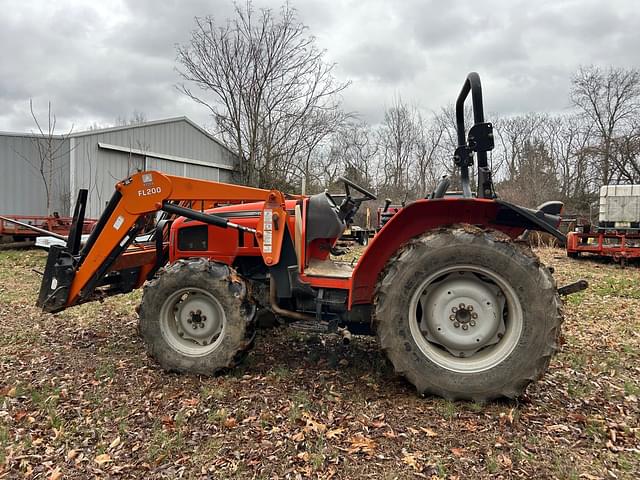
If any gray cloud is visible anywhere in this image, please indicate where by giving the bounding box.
[339,43,426,83]
[0,0,638,134]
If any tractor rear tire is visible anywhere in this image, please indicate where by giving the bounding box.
[374,226,562,401]
[138,258,255,375]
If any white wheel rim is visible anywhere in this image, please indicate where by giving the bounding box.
[408,265,523,374]
[159,287,226,357]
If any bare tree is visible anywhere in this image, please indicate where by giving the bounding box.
[177,1,349,188]
[611,123,640,182]
[498,139,560,208]
[283,108,349,193]
[16,100,75,215]
[413,112,445,197]
[540,114,598,213]
[494,113,547,181]
[377,97,420,198]
[430,104,473,191]
[332,121,378,187]
[115,110,148,127]
[571,65,640,184]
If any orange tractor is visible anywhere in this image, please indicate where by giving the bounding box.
[36,74,585,401]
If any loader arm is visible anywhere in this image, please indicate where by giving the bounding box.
[37,170,289,313]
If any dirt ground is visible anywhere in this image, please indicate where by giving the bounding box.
[0,248,638,479]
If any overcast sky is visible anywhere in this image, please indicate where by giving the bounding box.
[1,0,638,133]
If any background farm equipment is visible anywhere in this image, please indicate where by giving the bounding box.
[33,73,585,401]
[0,214,96,250]
[567,185,640,265]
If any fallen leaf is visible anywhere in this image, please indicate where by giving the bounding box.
[498,454,512,468]
[48,468,63,480]
[420,427,438,437]
[94,453,112,465]
[402,452,421,471]
[109,436,121,450]
[182,397,200,407]
[451,447,464,457]
[303,413,327,434]
[347,435,376,455]
[14,410,28,421]
[568,413,588,424]
[326,427,345,439]
[161,415,174,428]
[546,424,570,433]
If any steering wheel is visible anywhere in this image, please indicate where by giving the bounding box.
[328,177,377,224]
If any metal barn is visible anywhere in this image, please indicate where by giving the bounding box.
[0,117,237,218]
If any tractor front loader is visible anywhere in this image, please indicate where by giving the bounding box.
[36,73,586,401]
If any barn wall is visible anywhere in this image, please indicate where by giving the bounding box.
[0,134,70,216]
[1,119,237,219]
[70,119,236,218]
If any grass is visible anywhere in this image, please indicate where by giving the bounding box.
[287,391,311,422]
[207,407,229,426]
[623,380,640,396]
[94,361,116,380]
[434,399,457,421]
[146,420,185,463]
[591,276,640,299]
[0,425,8,465]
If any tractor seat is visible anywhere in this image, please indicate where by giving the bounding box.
[305,192,347,245]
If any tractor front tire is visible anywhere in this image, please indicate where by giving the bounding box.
[374,226,562,401]
[138,258,255,375]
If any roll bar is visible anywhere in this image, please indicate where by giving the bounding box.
[454,72,496,199]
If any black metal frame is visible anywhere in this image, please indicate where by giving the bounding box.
[66,189,88,255]
[455,72,496,199]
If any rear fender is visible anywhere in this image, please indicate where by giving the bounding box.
[349,198,564,306]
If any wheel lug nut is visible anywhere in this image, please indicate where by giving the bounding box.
[468,305,473,312]
[470,320,476,327]
[471,313,478,319]
[192,324,198,329]
[453,321,460,328]
[202,316,207,321]
[452,307,458,313]
[462,324,469,330]
[189,310,195,316]
[196,309,202,315]
[449,315,455,321]
[187,318,193,323]
[459,303,465,309]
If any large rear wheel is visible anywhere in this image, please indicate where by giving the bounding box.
[374,226,562,401]
[139,259,255,375]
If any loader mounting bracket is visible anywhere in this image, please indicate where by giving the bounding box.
[36,245,76,313]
